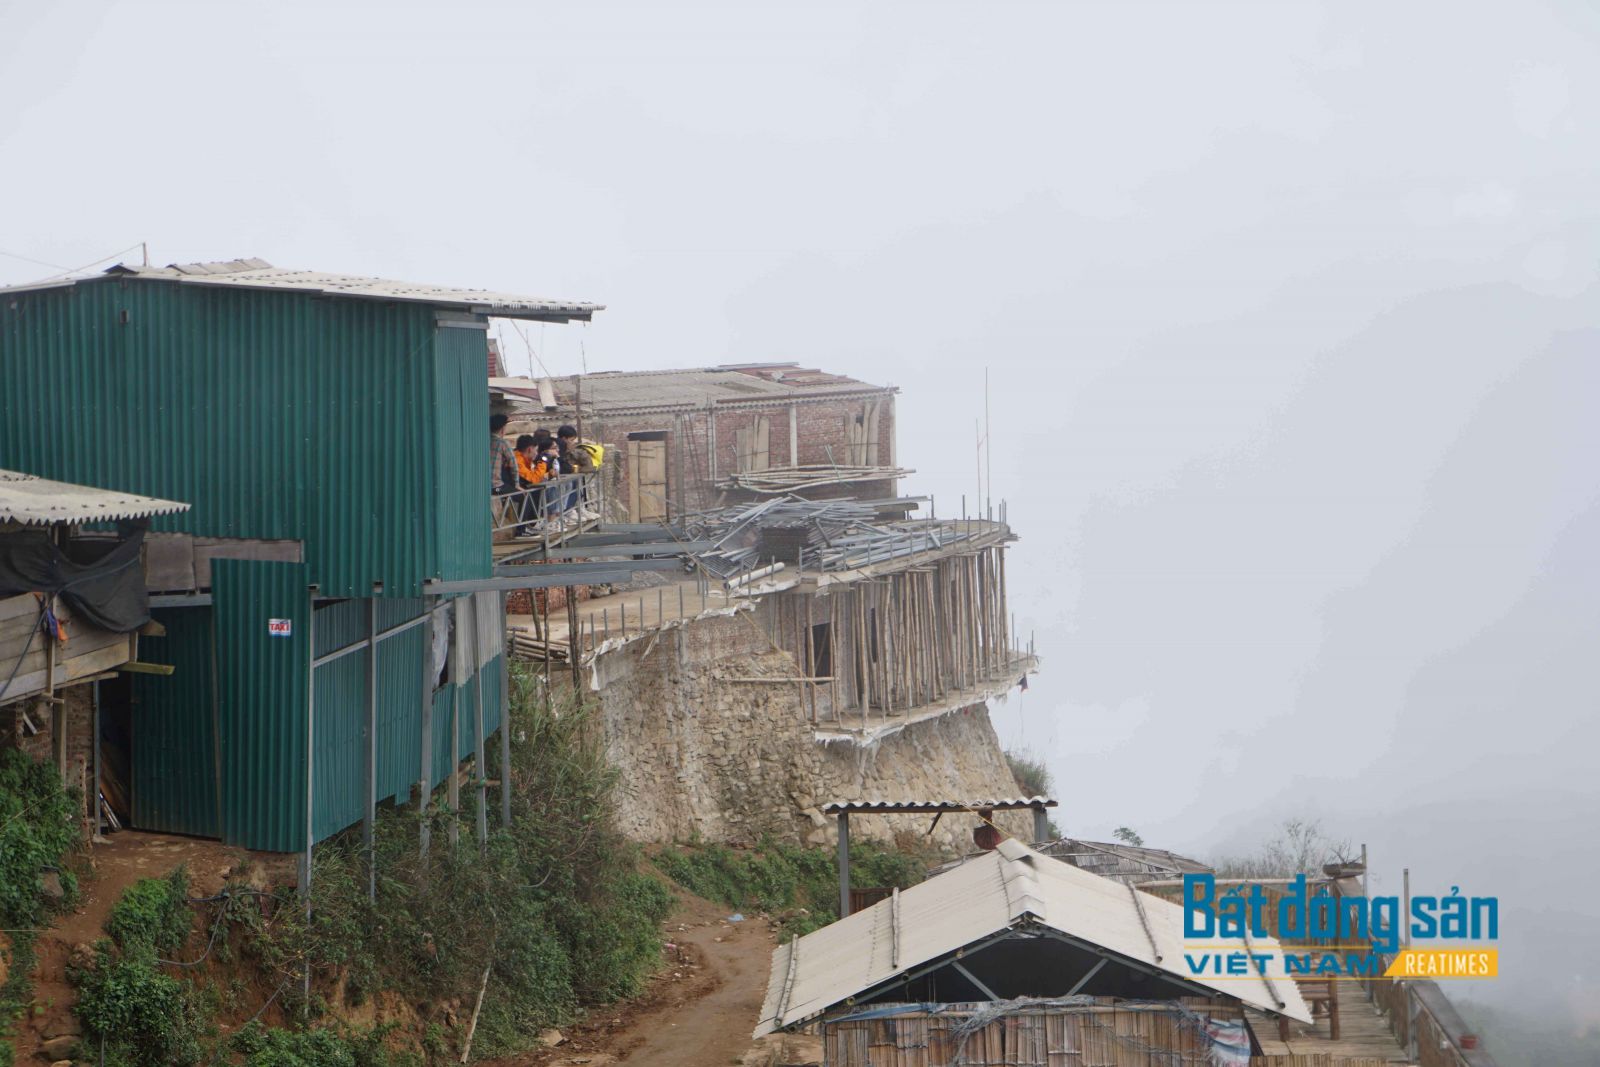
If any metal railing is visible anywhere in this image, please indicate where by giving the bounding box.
[490,471,602,542]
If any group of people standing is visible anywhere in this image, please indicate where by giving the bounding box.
[490,414,603,537]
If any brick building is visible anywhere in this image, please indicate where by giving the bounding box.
[492,364,906,520]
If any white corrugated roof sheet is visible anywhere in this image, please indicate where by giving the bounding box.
[824,797,1055,814]
[490,364,894,413]
[0,259,601,321]
[754,839,1311,1037]
[0,470,189,526]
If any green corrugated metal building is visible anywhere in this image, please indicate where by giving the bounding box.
[0,258,599,853]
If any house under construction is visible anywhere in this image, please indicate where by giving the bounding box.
[496,363,1037,848]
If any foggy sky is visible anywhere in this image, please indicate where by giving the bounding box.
[4,0,1596,1018]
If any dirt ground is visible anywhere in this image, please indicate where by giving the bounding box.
[11,831,262,1063]
[483,891,820,1067]
[13,835,813,1066]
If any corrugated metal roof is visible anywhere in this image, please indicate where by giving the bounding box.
[754,839,1312,1037]
[823,797,1055,814]
[0,258,601,322]
[1042,838,1213,886]
[0,469,189,526]
[491,364,895,413]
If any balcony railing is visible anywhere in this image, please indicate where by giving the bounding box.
[491,471,603,547]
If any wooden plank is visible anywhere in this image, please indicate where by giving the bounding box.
[142,532,196,592]
[0,593,41,625]
[5,639,133,699]
[192,538,304,588]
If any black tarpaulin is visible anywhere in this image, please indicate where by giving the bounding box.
[0,524,152,633]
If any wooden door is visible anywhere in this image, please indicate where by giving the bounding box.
[628,438,669,520]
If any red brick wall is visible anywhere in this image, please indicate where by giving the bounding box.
[511,394,898,518]
[1,683,95,821]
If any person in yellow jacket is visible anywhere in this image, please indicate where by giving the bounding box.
[556,425,603,520]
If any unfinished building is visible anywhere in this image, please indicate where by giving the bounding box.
[491,364,906,518]
[505,490,1039,851]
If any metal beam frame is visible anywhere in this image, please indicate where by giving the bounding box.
[1066,957,1107,995]
[950,960,1000,1002]
[497,539,712,561]
[149,593,213,608]
[314,611,429,668]
[426,558,684,595]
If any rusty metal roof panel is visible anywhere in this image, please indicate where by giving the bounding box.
[0,469,189,526]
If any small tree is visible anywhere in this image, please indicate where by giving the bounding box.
[1113,826,1145,847]
[1212,818,1352,879]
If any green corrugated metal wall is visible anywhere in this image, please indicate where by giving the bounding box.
[131,608,220,838]
[116,587,503,852]
[2,279,508,853]
[0,278,492,596]
[433,326,495,580]
[214,559,311,853]
[424,655,504,799]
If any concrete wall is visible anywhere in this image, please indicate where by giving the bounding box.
[588,609,1031,853]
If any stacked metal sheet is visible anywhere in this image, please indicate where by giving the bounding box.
[685,496,1001,578]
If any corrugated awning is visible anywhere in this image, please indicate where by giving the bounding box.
[823,797,1056,815]
[0,470,190,526]
[754,839,1313,1037]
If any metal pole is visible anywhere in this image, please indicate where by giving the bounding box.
[302,588,317,999]
[448,679,460,850]
[1402,868,1410,947]
[837,812,852,918]
[419,600,434,861]
[364,598,378,901]
[471,601,488,851]
[499,596,512,829]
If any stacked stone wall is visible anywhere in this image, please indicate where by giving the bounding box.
[590,610,1031,853]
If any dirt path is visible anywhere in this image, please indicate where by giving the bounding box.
[492,891,818,1067]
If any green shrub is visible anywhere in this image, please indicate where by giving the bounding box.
[229,1022,418,1067]
[0,749,81,1049]
[106,867,192,956]
[254,668,674,1060]
[72,944,204,1067]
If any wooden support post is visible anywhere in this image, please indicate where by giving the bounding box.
[364,598,378,901]
[837,812,852,917]
[804,593,816,724]
[567,588,581,691]
[419,600,435,861]
[92,680,102,838]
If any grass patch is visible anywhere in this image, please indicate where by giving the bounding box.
[655,838,928,937]
[1004,749,1053,798]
